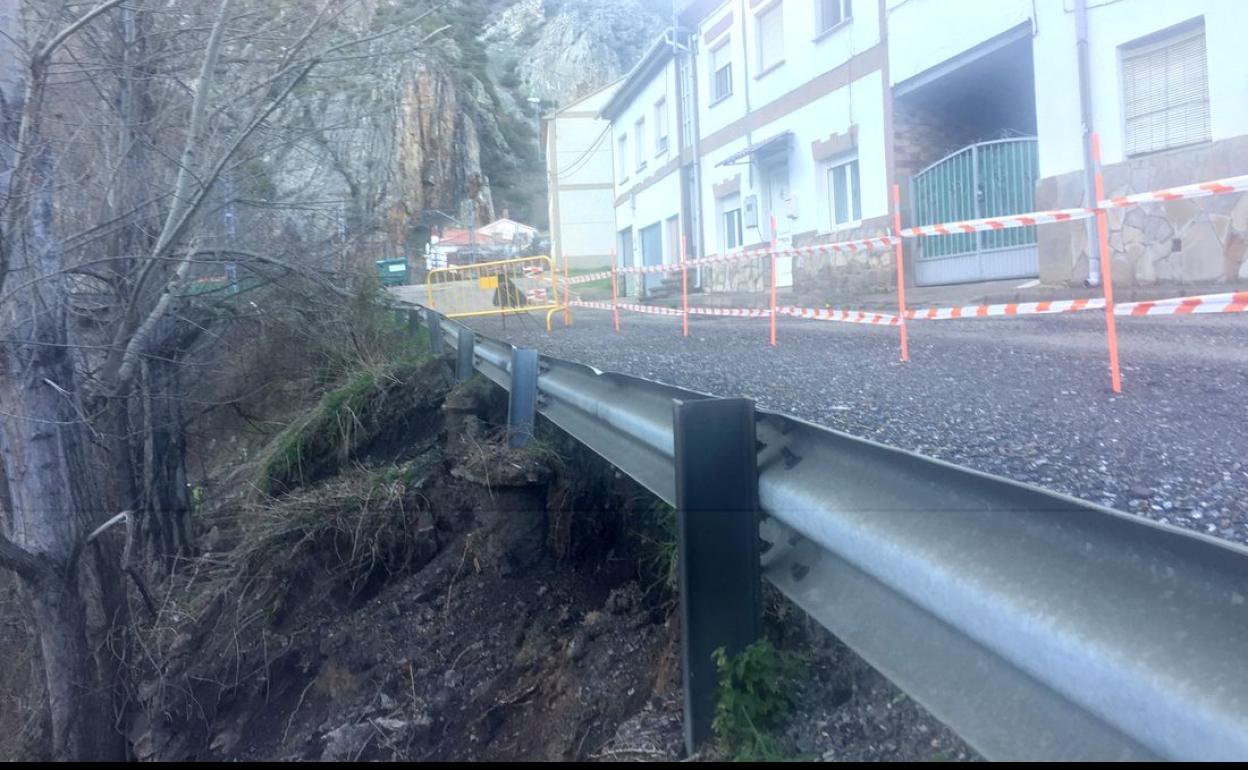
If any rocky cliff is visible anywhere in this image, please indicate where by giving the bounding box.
[396,0,667,233]
[278,0,666,264]
[485,0,668,105]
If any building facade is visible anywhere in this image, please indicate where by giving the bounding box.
[598,0,1248,296]
[544,81,621,272]
[601,37,685,297]
[690,0,891,295]
[1031,0,1248,286]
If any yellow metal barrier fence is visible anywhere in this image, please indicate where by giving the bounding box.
[425,255,565,330]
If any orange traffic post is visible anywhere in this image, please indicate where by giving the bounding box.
[1091,133,1123,394]
[681,236,690,337]
[549,254,559,326]
[610,262,621,333]
[562,256,572,328]
[891,184,910,362]
[768,214,778,347]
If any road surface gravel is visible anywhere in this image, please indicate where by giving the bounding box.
[470,309,1248,545]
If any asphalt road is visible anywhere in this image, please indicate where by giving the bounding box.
[469,307,1248,545]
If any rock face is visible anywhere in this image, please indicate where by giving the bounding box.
[273,0,665,267]
[394,53,497,230]
[485,0,668,105]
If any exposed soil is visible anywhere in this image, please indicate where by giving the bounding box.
[5,344,983,762]
[129,361,683,762]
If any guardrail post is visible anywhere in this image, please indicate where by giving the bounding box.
[507,348,539,448]
[673,397,761,755]
[407,309,421,338]
[456,326,475,382]
[425,310,443,356]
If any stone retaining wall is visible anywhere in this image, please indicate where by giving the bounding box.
[1035,135,1248,287]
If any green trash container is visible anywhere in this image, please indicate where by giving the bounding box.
[376,258,408,286]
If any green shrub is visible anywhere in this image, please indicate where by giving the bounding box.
[712,639,805,761]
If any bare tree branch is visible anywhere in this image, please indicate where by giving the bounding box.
[0,531,52,584]
[35,0,129,64]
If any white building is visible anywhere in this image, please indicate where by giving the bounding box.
[601,0,1248,296]
[690,0,890,294]
[477,217,538,248]
[544,81,621,272]
[888,0,1248,287]
[1030,0,1248,285]
[600,37,685,297]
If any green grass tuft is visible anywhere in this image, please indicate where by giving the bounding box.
[712,639,806,761]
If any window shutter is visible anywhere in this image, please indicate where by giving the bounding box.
[1122,25,1210,156]
[758,5,783,72]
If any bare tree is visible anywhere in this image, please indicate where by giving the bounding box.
[0,0,444,758]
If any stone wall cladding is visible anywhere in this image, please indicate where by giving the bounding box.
[700,219,895,300]
[791,222,895,300]
[703,256,768,294]
[1035,135,1248,287]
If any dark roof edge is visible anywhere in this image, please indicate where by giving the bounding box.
[599,31,674,122]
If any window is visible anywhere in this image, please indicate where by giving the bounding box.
[654,98,669,155]
[710,41,732,103]
[756,3,784,74]
[634,117,646,171]
[817,0,852,36]
[1121,22,1210,156]
[618,134,628,180]
[720,195,744,252]
[827,157,861,227]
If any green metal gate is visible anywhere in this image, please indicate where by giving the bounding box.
[910,137,1040,286]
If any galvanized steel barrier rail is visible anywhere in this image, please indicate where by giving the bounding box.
[404,302,1248,762]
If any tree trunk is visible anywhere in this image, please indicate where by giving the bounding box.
[139,342,193,572]
[27,571,113,760]
[0,343,125,760]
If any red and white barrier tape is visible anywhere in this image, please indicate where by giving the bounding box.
[901,175,1248,239]
[571,299,894,324]
[778,306,900,325]
[576,300,686,317]
[687,306,772,318]
[902,292,1248,320]
[900,208,1093,238]
[1115,291,1248,316]
[565,270,613,285]
[904,297,1105,320]
[1099,174,1248,208]
[568,299,615,311]
[685,236,897,270]
[571,291,1248,327]
[593,235,899,279]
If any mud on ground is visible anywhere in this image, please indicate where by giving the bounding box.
[130,362,682,761]
[125,354,978,762]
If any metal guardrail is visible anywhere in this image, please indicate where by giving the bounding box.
[404,302,1248,761]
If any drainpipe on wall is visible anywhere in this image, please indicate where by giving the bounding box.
[1075,0,1102,287]
[739,0,756,229]
[680,25,706,284]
